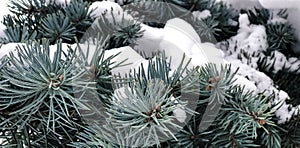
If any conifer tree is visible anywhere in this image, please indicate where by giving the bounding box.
[0,0,299,147]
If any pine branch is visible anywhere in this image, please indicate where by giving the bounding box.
[40,12,77,43]
[0,37,117,146]
[81,10,144,49]
[3,0,94,44]
[280,114,300,147]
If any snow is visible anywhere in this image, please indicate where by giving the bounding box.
[49,43,70,61]
[173,107,187,123]
[287,9,300,53]
[262,50,300,73]
[0,43,22,59]
[0,0,299,125]
[46,0,70,6]
[228,14,268,59]
[226,57,274,95]
[113,86,129,100]
[192,10,211,20]
[258,0,300,9]
[0,23,7,39]
[133,23,164,58]
[131,58,150,74]
[88,1,133,23]
[222,13,300,123]
[160,18,201,54]
[170,96,187,123]
[273,90,297,124]
[0,43,72,64]
[224,14,267,71]
[107,46,145,77]
[195,43,225,71]
[268,17,288,24]
[233,75,257,93]
[159,18,205,70]
[220,0,263,9]
[0,0,12,22]
[288,57,300,72]
[89,1,123,18]
[134,18,207,72]
[69,44,145,77]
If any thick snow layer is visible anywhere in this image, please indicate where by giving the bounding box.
[134,18,206,72]
[231,14,268,56]
[233,75,257,93]
[135,18,224,72]
[133,23,164,58]
[159,18,206,70]
[224,14,267,70]
[160,18,201,54]
[225,49,298,124]
[220,0,300,53]
[107,46,145,77]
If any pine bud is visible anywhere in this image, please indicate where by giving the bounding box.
[258,119,266,125]
[58,74,64,81]
[190,135,195,140]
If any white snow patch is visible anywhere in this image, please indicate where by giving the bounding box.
[220,0,263,9]
[113,86,130,101]
[170,96,187,123]
[224,14,268,70]
[258,0,300,9]
[173,108,187,123]
[192,10,211,20]
[0,43,23,59]
[233,75,257,93]
[88,1,132,23]
[108,46,145,77]
[159,18,206,70]
[133,23,164,58]
[0,0,12,22]
[0,23,7,39]
[46,0,70,6]
[273,90,297,124]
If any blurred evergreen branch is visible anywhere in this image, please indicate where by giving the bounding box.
[1,0,94,44]
[82,12,144,50]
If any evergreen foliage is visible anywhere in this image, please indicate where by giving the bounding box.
[82,13,144,50]
[1,0,94,44]
[109,0,239,41]
[0,0,299,147]
[242,8,298,56]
